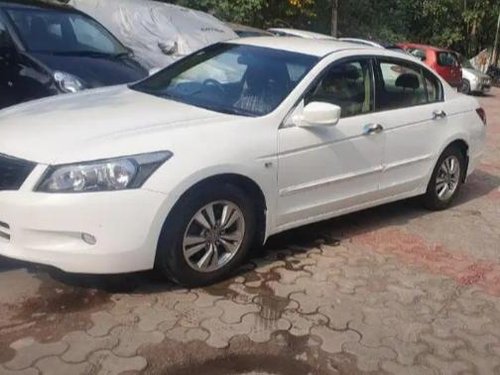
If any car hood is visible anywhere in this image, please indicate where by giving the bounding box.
[31,52,148,87]
[462,67,490,80]
[0,86,234,164]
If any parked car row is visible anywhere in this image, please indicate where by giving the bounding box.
[398,43,492,95]
[265,31,492,96]
[0,0,237,110]
[1,0,493,111]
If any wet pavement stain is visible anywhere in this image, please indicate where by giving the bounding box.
[256,294,290,322]
[203,236,344,326]
[0,271,113,363]
[13,272,111,319]
[140,331,379,375]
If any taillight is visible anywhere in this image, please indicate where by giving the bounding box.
[476,108,487,126]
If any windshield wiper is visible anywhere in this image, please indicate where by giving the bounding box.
[51,50,107,57]
[113,52,132,58]
[51,51,130,59]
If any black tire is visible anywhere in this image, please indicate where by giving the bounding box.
[423,145,466,211]
[155,183,256,287]
[460,79,471,95]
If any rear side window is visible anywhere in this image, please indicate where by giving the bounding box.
[377,60,427,110]
[0,18,14,48]
[437,52,459,67]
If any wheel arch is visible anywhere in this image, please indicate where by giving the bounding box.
[445,139,469,181]
[437,138,470,182]
[158,173,268,253]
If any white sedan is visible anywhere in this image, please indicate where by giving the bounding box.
[0,38,486,286]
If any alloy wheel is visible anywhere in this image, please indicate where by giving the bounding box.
[182,200,246,273]
[435,155,461,201]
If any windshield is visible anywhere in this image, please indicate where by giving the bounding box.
[6,8,128,55]
[132,43,318,117]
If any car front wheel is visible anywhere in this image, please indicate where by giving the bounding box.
[423,146,465,210]
[156,183,256,287]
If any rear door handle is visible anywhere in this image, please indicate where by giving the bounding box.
[433,110,447,120]
[364,123,384,135]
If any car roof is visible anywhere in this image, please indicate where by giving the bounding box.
[227,22,274,37]
[339,38,383,48]
[228,36,384,57]
[398,42,452,53]
[268,28,336,40]
[0,0,75,11]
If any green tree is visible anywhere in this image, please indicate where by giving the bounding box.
[167,0,500,58]
[173,0,264,24]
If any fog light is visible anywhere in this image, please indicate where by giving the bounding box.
[81,233,97,245]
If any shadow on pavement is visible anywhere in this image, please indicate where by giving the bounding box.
[0,257,32,273]
[267,169,500,248]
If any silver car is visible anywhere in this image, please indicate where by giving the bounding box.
[459,54,492,95]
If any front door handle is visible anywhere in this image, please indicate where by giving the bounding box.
[433,110,447,120]
[364,123,384,135]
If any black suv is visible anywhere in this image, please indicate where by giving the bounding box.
[0,0,148,109]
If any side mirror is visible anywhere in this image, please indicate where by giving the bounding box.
[158,41,178,56]
[298,102,341,127]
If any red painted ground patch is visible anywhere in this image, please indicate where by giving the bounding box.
[352,228,500,296]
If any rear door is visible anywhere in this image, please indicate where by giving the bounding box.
[372,57,447,196]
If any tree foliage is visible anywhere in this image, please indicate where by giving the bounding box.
[168,0,500,57]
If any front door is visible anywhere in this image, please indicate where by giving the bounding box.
[276,58,384,229]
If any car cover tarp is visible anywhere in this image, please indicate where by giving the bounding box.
[68,0,237,69]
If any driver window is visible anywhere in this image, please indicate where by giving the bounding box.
[305,59,374,118]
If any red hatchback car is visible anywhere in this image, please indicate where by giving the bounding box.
[397,43,462,88]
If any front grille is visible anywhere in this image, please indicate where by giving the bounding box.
[0,154,36,191]
[0,221,10,241]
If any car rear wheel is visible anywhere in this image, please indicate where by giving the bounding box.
[423,146,465,210]
[156,183,256,287]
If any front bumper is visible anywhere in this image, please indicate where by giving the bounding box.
[0,188,168,274]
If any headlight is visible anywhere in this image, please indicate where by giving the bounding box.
[53,71,85,93]
[37,151,172,193]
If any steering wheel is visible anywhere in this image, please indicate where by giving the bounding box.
[203,79,226,96]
